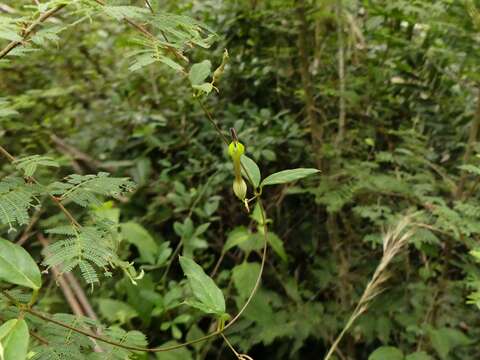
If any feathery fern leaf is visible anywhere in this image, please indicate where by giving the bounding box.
[88,327,147,360]
[30,313,98,359]
[0,97,18,117]
[43,226,117,286]
[13,155,59,177]
[49,172,134,207]
[0,176,38,230]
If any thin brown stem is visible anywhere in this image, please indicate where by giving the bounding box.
[16,206,43,245]
[0,4,66,59]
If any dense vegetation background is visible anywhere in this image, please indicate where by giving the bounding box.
[1,0,480,359]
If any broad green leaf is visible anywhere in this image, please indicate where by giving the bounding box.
[179,256,226,316]
[267,232,288,262]
[0,238,41,290]
[188,60,211,85]
[158,55,184,73]
[261,168,320,187]
[241,155,261,188]
[232,262,261,300]
[192,83,213,95]
[129,53,157,72]
[222,226,251,253]
[428,327,472,359]
[405,352,434,360]
[98,298,138,324]
[368,346,403,360]
[0,319,29,360]
[121,222,158,264]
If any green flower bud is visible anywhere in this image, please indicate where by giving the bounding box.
[228,141,245,160]
[233,178,247,200]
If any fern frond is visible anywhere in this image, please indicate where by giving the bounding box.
[49,172,134,207]
[89,327,147,360]
[43,226,117,286]
[0,97,18,117]
[30,313,98,359]
[0,176,38,230]
[45,225,77,236]
[13,155,59,177]
[103,5,149,21]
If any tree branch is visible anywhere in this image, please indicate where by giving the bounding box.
[0,4,66,59]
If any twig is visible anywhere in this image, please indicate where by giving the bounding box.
[37,234,85,317]
[64,273,99,321]
[145,0,154,13]
[16,206,43,245]
[50,134,106,171]
[37,234,103,352]
[0,4,66,59]
[0,3,15,13]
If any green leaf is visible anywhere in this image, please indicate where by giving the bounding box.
[405,352,434,360]
[368,346,404,360]
[192,83,213,95]
[179,256,226,316]
[458,164,480,176]
[0,238,41,290]
[222,226,250,254]
[158,55,184,73]
[241,155,261,188]
[261,168,320,187]
[129,53,157,72]
[0,319,29,360]
[232,262,261,300]
[188,60,211,85]
[267,232,288,262]
[121,222,158,264]
[428,327,472,359]
[98,298,138,324]
[13,155,59,177]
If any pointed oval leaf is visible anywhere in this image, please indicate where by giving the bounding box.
[0,238,41,290]
[179,256,226,316]
[260,168,320,187]
[188,60,211,86]
[369,346,403,360]
[232,262,261,300]
[121,222,158,264]
[0,319,29,360]
[405,352,434,360]
[240,155,261,188]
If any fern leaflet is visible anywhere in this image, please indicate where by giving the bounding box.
[49,172,134,207]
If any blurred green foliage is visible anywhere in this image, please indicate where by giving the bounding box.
[2,0,480,359]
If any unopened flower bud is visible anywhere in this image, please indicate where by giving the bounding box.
[233,178,247,200]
